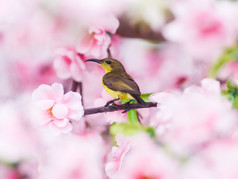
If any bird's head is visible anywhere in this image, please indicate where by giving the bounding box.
[85,58,125,73]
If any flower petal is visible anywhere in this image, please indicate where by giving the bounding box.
[36,99,54,110]
[149,91,176,104]
[63,92,82,110]
[201,78,220,95]
[51,83,64,102]
[32,84,54,102]
[53,118,69,128]
[60,122,73,133]
[53,56,71,80]
[77,34,93,54]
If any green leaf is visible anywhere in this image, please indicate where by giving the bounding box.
[140,93,152,102]
[128,109,139,123]
[209,45,238,78]
[233,98,238,109]
[109,122,156,142]
[121,93,152,104]
[0,158,19,168]
[227,79,238,91]
[222,79,238,109]
[144,127,156,138]
[110,122,143,137]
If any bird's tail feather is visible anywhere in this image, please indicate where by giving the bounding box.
[131,94,146,106]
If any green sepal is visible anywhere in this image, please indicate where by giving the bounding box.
[222,79,238,109]
[109,122,156,146]
[145,127,156,138]
[209,45,238,78]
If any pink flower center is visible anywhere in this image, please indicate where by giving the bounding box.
[195,11,224,37]
[52,103,69,119]
[63,56,72,65]
[136,176,158,179]
[200,20,223,37]
[135,172,161,179]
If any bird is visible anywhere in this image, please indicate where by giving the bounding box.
[85,58,146,110]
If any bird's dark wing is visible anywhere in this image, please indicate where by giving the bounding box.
[103,72,141,95]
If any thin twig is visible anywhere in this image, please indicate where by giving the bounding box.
[84,102,157,115]
[71,80,84,105]
[117,17,166,42]
[107,45,112,58]
[78,82,83,105]
[71,80,78,92]
[106,31,112,58]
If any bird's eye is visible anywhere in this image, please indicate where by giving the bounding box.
[105,60,111,64]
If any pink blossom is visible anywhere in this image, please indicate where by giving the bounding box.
[0,101,40,163]
[152,44,202,90]
[53,47,86,82]
[116,135,178,179]
[119,41,202,93]
[163,0,238,60]
[150,78,237,155]
[38,134,104,179]
[0,164,19,179]
[200,138,238,179]
[181,138,238,179]
[55,0,124,25]
[105,135,131,178]
[32,83,84,134]
[77,15,119,58]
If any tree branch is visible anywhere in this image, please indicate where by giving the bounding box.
[72,80,84,105]
[117,17,166,42]
[84,102,157,115]
[71,80,78,92]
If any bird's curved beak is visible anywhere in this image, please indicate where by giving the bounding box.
[85,59,103,64]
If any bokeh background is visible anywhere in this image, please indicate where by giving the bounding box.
[1,0,238,178]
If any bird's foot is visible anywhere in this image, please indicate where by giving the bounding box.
[122,100,133,113]
[105,98,120,107]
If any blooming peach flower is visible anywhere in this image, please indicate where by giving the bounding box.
[38,134,104,179]
[116,135,178,179]
[181,138,238,179]
[32,83,84,134]
[105,135,131,178]
[150,78,237,155]
[77,15,119,58]
[53,47,86,82]
[0,101,40,163]
[163,0,238,60]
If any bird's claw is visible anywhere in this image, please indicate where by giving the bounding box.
[104,98,120,107]
[122,109,129,113]
[122,100,133,113]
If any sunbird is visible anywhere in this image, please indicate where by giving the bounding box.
[85,58,146,109]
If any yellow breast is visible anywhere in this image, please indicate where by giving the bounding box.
[102,82,133,100]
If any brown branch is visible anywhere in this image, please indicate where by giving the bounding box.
[84,102,157,115]
[71,80,78,92]
[71,80,84,105]
[117,17,166,42]
[78,82,83,105]
[107,45,112,58]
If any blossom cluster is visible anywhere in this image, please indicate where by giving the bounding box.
[1,0,238,178]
